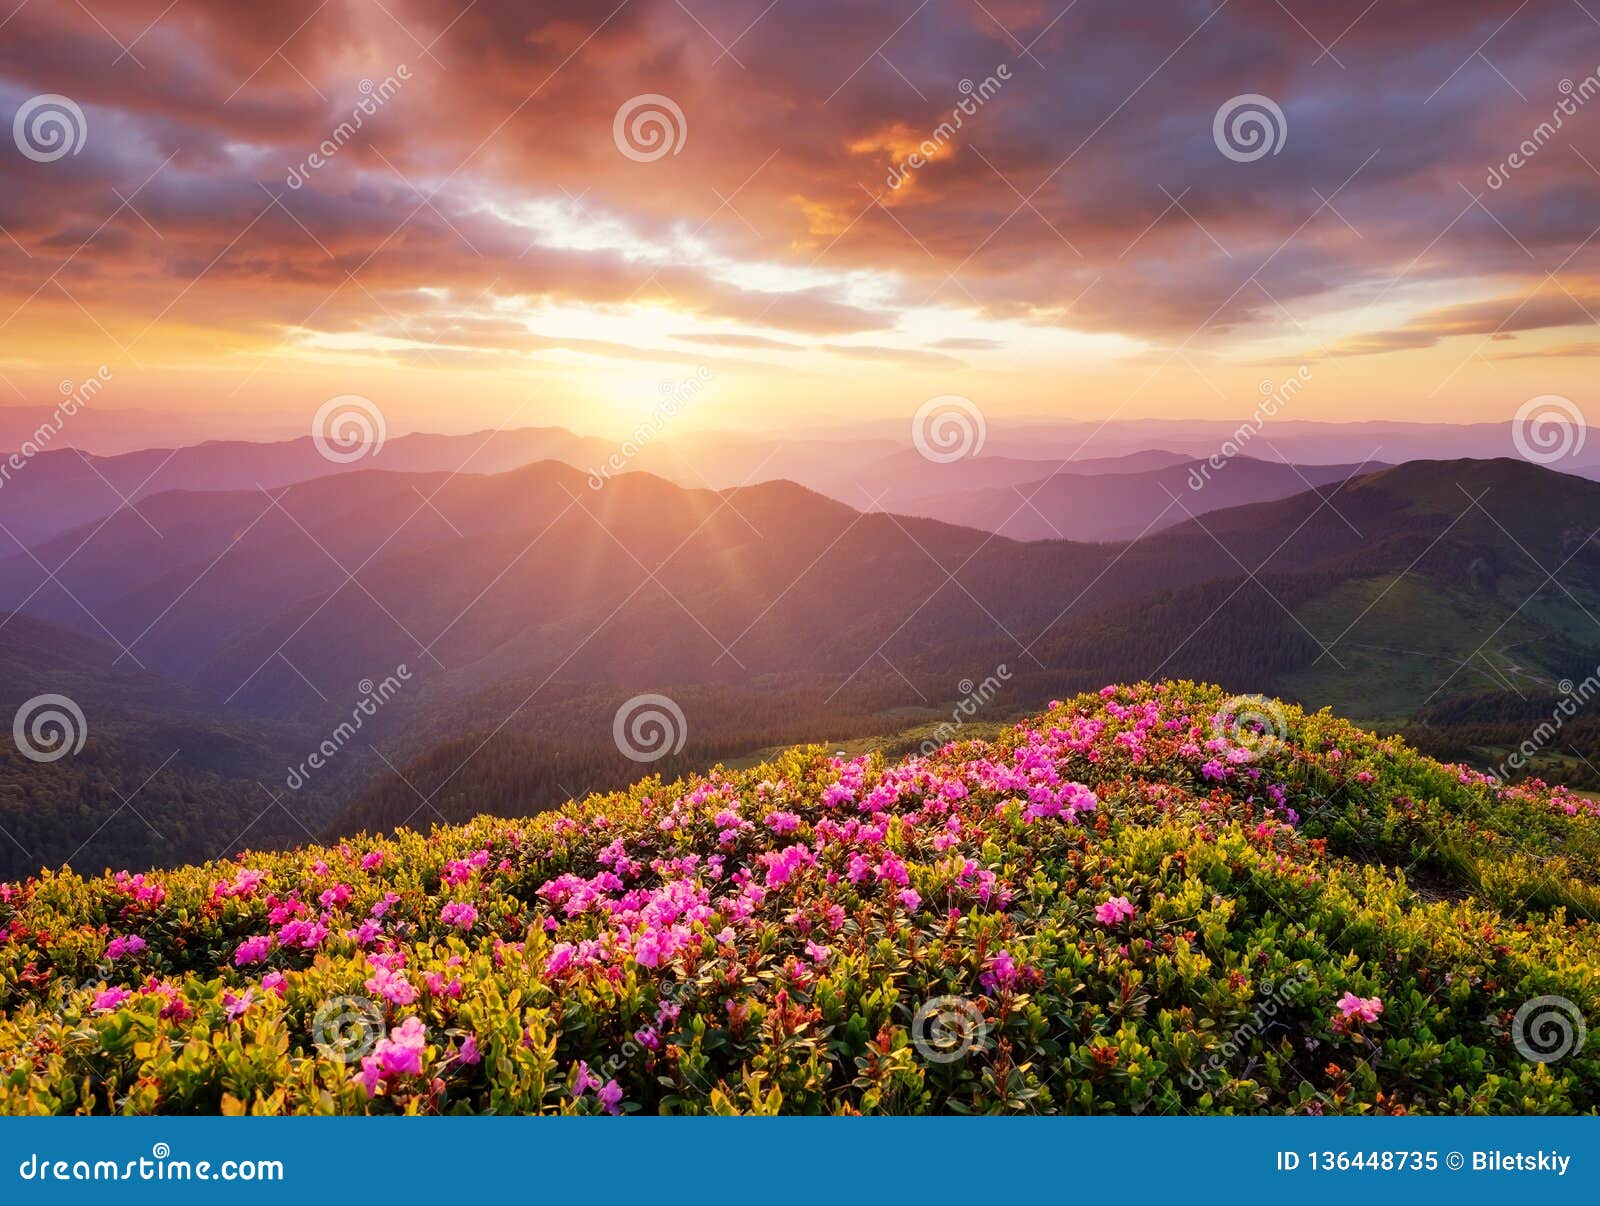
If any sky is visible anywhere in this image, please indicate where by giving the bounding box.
[2,0,1600,441]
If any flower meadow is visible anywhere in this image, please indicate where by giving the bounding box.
[1,682,1596,1115]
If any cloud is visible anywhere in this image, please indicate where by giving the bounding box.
[2,0,1599,392]
[1486,340,1600,360]
[1314,287,1600,357]
[820,343,966,368]
[672,332,805,350]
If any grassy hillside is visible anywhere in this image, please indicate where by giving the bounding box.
[1,681,1596,1115]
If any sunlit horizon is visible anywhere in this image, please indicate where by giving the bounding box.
[3,3,1598,443]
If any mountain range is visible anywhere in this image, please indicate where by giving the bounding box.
[0,427,616,547]
[880,455,1383,542]
[0,420,1412,554]
[5,440,1600,877]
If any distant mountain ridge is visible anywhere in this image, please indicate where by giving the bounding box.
[893,455,1385,542]
[0,426,617,547]
[6,455,1600,871]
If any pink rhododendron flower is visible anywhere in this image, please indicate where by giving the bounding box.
[223,987,255,1020]
[440,901,477,931]
[1337,992,1383,1023]
[1095,896,1136,925]
[106,934,146,960]
[424,971,463,997]
[597,1080,623,1115]
[980,950,1018,993]
[92,986,130,1012]
[874,854,909,886]
[261,971,287,997]
[213,868,265,900]
[457,1035,481,1066]
[233,934,272,966]
[365,964,417,1006]
[318,883,352,909]
[545,943,576,976]
[147,979,193,1022]
[358,1017,427,1095]
[112,872,166,906]
[571,1060,602,1097]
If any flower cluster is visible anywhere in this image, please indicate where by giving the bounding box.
[0,681,1596,1115]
